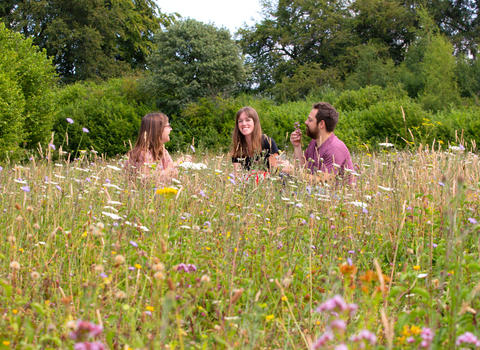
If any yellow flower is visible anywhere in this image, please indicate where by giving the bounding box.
[156,187,178,196]
[134,264,142,269]
[146,306,154,312]
[12,309,18,315]
[281,296,287,301]
[413,265,420,270]
[402,325,411,337]
[3,341,10,346]
[410,325,421,335]
[265,315,274,322]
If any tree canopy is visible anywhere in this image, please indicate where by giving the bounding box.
[146,19,246,115]
[1,0,175,83]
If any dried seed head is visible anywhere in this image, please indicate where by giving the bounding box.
[31,271,40,280]
[160,239,167,254]
[153,257,160,264]
[16,215,23,222]
[26,206,34,212]
[15,203,21,210]
[94,265,104,272]
[33,223,40,230]
[167,277,175,291]
[7,236,16,243]
[154,271,164,280]
[10,261,20,270]
[66,320,77,330]
[407,248,414,254]
[96,222,104,230]
[114,255,125,265]
[153,263,165,272]
[116,291,127,299]
[201,275,211,283]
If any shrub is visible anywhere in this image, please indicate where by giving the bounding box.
[52,77,154,157]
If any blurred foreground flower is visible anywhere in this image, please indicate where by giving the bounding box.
[66,118,74,124]
[156,187,178,196]
[82,127,89,133]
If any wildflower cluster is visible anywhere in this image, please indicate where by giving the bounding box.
[177,263,197,273]
[69,320,105,350]
[156,187,178,196]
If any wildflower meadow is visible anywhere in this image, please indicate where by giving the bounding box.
[1,141,480,350]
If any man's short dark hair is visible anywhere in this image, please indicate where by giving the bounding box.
[313,102,339,132]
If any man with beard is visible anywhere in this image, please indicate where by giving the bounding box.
[290,102,354,183]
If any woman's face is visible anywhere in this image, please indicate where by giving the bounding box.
[238,112,254,138]
[161,122,172,143]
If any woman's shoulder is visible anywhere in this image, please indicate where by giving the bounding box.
[261,134,278,149]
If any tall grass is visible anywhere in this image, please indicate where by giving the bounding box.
[0,144,479,349]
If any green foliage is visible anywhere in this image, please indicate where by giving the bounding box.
[420,34,461,111]
[237,0,354,91]
[456,55,480,103]
[344,43,398,90]
[146,19,246,115]
[336,85,407,112]
[0,73,25,158]
[272,63,341,102]
[1,0,174,83]
[52,77,154,157]
[0,23,56,159]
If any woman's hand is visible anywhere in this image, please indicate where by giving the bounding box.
[173,155,192,168]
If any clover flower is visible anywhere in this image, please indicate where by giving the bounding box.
[350,330,377,346]
[177,263,197,273]
[69,320,103,341]
[456,332,480,347]
[316,295,357,315]
[312,332,334,349]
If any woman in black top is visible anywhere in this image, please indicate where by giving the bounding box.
[230,106,279,173]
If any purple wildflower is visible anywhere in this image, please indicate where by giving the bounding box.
[82,127,89,133]
[348,250,355,254]
[190,145,195,153]
[113,222,118,227]
[74,342,106,350]
[229,178,236,185]
[66,118,74,124]
[21,186,30,192]
[45,176,49,182]
[145,311,152,316]
[439,181,445,187]
[330,319,346,331]
[129,240,138,248]
[128,266,135,271]
[69,320,103,341]
[85,177,91,183]
[56,185,62,191]
[199,190,206,197]
[100,273,107,278]
[468,218,477,224]
[0,166,3,171]
[277,242,283,249]
[335,345,348,350]
[177,263,197,273]
[362,208,368,214]
[49,143,56,150]
[312,332,334,349]
[459,144,465,151]
[105,179,111,184]
[347,257,353,266]
[350,330,377,345]
[203,221,211,227]
[420,328,434,349]
[456,332,480,347]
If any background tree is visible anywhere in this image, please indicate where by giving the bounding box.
[0,23,56,158]
[0,0,175,83]
[237,0,354,92]
[146,19,246,115]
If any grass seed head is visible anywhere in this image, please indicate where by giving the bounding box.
[114,255,125,265]
[26,206,34,212]
[116,291,127,299]
[31,271,40,280]
[15,203,21,210]
[160,239,167,254]
[33,223,40,230]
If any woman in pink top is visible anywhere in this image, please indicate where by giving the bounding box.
[127,112,190,181]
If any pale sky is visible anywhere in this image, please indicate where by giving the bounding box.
[156,0,263,35]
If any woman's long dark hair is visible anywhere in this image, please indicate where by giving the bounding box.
[230,107,263,158]
[128,113,168,163]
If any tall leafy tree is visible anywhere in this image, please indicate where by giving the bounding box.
[237,0,355,92]
[1,0,175,83]
[146,19,246,115]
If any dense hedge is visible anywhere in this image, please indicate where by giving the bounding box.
[52,77,154,157]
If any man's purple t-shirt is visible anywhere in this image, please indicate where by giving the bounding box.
[304,134,354,183]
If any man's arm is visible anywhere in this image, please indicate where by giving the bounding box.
[290,130,305,167]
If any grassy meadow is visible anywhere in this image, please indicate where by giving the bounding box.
[1,144,480,350]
